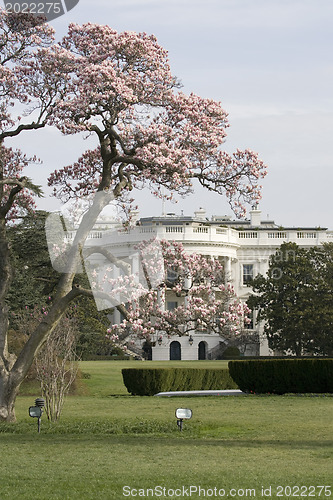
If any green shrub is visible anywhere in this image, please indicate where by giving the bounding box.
[222,346,241,359]
[228,359,333,394]
[122,368,238,396]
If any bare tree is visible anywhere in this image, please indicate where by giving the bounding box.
[35,316,79,421]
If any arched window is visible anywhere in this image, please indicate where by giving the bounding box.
[170,341,181,360]
[198,341,207,360]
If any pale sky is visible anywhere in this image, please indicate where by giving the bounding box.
[11,0,333,228]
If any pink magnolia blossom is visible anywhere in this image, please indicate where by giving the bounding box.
[44,22,266,217]
[108,240,250,343]
[0,11,59,222]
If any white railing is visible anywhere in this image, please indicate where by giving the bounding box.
[165,226,184,233]
[86,225,331,250]
[267,232,287,239]
[297,232,317,239]
[238,232,258,239]
[139,227,156,233]
[65,231,103,240]
[87,231,103,239]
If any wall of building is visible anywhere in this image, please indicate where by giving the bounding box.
[83,208,333,359]
[152,333,223,361]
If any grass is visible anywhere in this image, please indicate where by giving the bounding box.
[1,360,332,499]
[78,359,231,396]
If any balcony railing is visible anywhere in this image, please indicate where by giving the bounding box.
[84,224,332,248]
[238,232,258,239]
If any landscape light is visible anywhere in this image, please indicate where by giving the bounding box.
[29,406,42,418]
[175,408,192,431]
[29,398,45,433]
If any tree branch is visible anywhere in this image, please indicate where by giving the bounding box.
[83,246,131,275]
[0,122,46,141]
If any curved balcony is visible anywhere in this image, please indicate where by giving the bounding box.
[84,223,333,258]
[93,224,241,259]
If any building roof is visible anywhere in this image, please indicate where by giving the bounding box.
[138,211,327,232]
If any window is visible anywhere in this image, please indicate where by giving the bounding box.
[170,341,181,360]
[166,266,178,284]
[242,264,253,285]
[167,301,178,311]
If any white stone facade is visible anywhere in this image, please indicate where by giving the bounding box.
[85,208,333,360]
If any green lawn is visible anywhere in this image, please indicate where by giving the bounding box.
[1,361,332,499]
[78,360,230,396]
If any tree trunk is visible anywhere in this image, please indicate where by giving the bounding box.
[0,296,73,422]
[0,370,19,422]
[0,217,19,421]
[0,184,115,422]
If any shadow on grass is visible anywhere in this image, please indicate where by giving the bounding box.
[1,435,332,455]
[0,423,332,453]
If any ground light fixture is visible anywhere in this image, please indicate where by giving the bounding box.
[175,408,192,431]
[29,398,45,433]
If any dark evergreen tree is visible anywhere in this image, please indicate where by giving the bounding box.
[248,242,333,356]
[7,211,112,357]
[7,211,60,318]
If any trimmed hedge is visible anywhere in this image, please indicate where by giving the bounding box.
[122,368,238,396]
[228,359,333,394]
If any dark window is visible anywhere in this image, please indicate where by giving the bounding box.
[170,341,181,360]
[198,341,207,360]
[167,301,178,311]
[166,266,178,284]
[243,264,254,285]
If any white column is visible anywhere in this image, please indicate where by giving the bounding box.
[130,253,140,283]
[225,257,232,283]
[184,274,192,309]
[112,264,121,320]
[113,307,121,325]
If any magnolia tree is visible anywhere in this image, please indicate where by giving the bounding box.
[0,12,61,422]
[107,240,250,348]
[0,11,266,421]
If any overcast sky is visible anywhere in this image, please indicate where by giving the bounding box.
[13,0,333,228]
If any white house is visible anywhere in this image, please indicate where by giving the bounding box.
[84,207,333,360]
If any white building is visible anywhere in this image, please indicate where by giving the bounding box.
[85,207,333,360]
